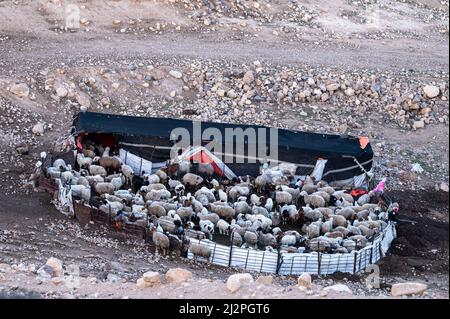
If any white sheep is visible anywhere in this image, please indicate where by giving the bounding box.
[76,153,92,169]
[209,203,235,221]
[121,164,134,185]
[70,185,91,202]
[216,219,231,235]
[198,212,220,225]
[182,173,203,187]
[234,201,251,215]
[275,191,293,205]
[199,220,215,240]
[89,165,107,177]
[301,191,325,208]
[94,182,115,195]
[53,159,67,171]
[110,175,125,191]
[243,231,258,249]
[143,174,160,185]
[281,234,297,247]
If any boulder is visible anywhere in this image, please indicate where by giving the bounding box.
[391,282,427,297]
[142,271,161,286]
[169,70,183,79]
[32,123,45,135]
[242,71,255,84]
[45,257,63,277]
[297,273,312,289]
[256,275,273,285]
[323,284,352,295]
[10,83,30,97]
[226,273,254,293]
[423,85,440,99]
[165,268,193,283]
[55,86,68,98]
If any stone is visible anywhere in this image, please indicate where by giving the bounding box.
[226,273,254,293]
[76,93,91,108]
[297,273,312,289]
[411,163,424,174]
[256,275,273,285]
[10,83,30,97]
[56,86,68,98]
[423,85,440,99]
[391,282,427,297]
[32,123,45,135]
[326,83,339,92]
[227,89,237,98]
[15,143,29,155]
[242,71,255,84]
[137,278,152,288]
[143,271,161,286]
[0,273,5,282]
[169,70,183,79]
[50,277,65,285]
[165,268,193,283]
[45,257,63,277]
[413,120,425,129]
[107,273,119,283]
[344,87,355,96]
[323,284,352,295]
[439,182,449,192]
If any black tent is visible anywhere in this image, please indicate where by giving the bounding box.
[72,112,373,182]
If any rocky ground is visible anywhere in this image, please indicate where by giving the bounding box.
[0,0,448,299]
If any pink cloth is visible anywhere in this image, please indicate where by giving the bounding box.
[373,178,386,193]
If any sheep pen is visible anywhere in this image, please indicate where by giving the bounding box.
[33,113,398,276]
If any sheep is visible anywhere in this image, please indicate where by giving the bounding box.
[76,153,92,169]
[357,192,373,206]
[332,191,354,204]
[333,226,350,237]
[356,209,370,220]
[155,169,168,182]
[318,186,335,195]
[61,171,74,185]
[227,185,250,202]
[320,218,334,235]
[97,156,122,173]
[349,235,368,248]
[198,212,220,225]
[198,163,215,177]
[280,204,298,225]
[230,230,243,247]
[301,182,318,194]
[275,191,293,205]
[70,185,91,202]
[177,206,194,220]
[199,220,215,240]
[270,211,282,227]
[189,243,212,260]
[195,187,216,204]
[217,219,231,235]
[89,165,107,177]
[252,206,270,218]
[234,201,251,215]
[53,159,67,172]
[330,214,348,228]
[151,228,170,256]
[145,183,168,192]
[308,236,339,252]
[280,234,297,247]
[264,198,274,212]
[303,207,323,222]
[272,227,282,236]
[145,189,171,201]
[346,225,362,236]
[82,149,96,158]
[121,164,134,185]
[184,229,206,240]
[305,222,321,239]
[114,189,134,202]
[357,224,375,237]
[174,184,185,196]
[144,174,160,185]
[147,202,167,217]
[208,204,235,221]
[277,185,301,203]
[243,231,258,248]
[94,182,115,195]
[336,207,356,220]
[182,173,204,187]
[168,178,181,190]
[312,190,331,203]
[254,174,270,192]
[272,175,291,186]
[157,216,176,233]
[301,191,325,208]
[110,175,125,191]
[257,231,277,248]
[77,176,90,187]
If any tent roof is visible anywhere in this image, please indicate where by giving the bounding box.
[72,112,372,158]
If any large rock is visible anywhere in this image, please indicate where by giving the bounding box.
[242,71,255,84]
[165,268,192,283]
[32,123,45,135]
[226,273,254,293]
[55,86,68,98]
[256,275,273,285]
[439,182,449,192]
[326,83,339,92]
[297,273,312,289]
[391,282,427,297]
[423,85,440,99]
[142,271,161,286]
[323,284,352,295]
[45,257,63,277]
[0,273,5,282]
[10,83,30,97]
[76,93,91,109]
[169,70,183,79]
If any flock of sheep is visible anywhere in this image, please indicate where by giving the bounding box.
[44,145,397,259]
